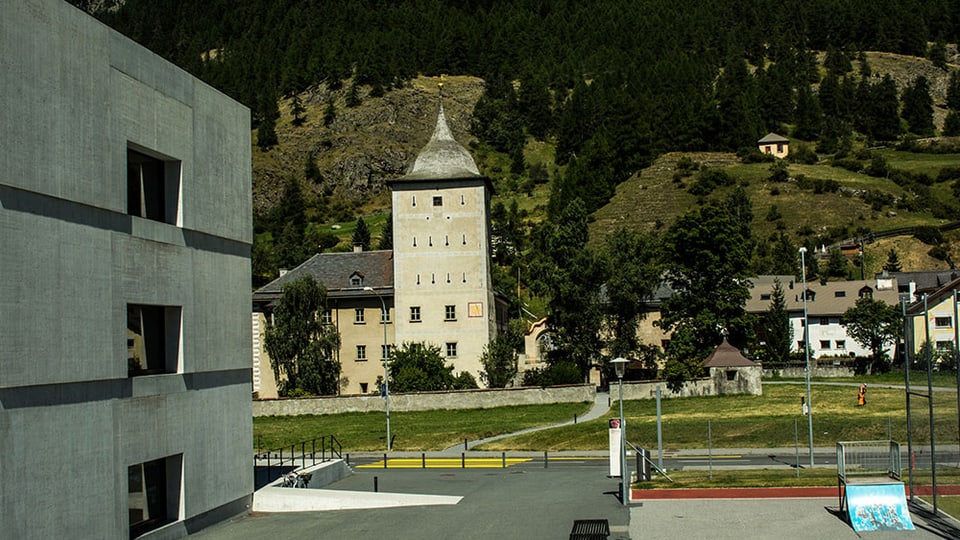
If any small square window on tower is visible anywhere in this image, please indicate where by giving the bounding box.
[433,196,443,206]
[444,305,456,321]
[410,306,421,322]
[446,342,458,358]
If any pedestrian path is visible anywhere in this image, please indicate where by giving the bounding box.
[438,391,611,454]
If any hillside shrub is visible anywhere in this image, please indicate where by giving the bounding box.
[936,166,960,183]
[738,147,775,163]
[789,143,818,164]
[914,225,944,245]
[861,189,895,211]
[688,168,734,196]
[831,158,863,173]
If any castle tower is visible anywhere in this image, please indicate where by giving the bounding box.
[387,100,497,383]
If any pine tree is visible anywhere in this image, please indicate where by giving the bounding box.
[944,111,960,137]
[792,84,823,141]
[947,71,960,111]
[377,213,393,250]
[762,279,792,365]
[323,98,336,127]
[883,249,903,272]
[352,216,370,251]
[290,95,306,127]
[901,76,935,136]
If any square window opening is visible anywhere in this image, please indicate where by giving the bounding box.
[127,146,181,225]
[444,305,456,321]
[128,454,182,538]
[433,196,443,207]
[127,304,181,376]
[410,306,421,322]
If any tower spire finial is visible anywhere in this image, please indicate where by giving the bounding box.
[438,75,444,110]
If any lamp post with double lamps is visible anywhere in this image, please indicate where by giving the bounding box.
[611,357,629,505]
[363,286,391,451]
[798,247,814,468]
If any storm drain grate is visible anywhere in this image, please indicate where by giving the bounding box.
[569,519,610,540]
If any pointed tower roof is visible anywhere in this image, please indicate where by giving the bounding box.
[403,103,481,180]
[702,338,757,368]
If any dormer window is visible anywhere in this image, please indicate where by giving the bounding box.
[804,290,816,301]
[350,272,364,287]
[858,286,873,298]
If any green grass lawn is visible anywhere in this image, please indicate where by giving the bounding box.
[476,384,959,451]
[254,402,591,452]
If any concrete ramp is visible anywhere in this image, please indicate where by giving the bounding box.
[253,487,462,512]
[846,483,915,531]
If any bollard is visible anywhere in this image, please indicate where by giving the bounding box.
[422,453,426,469]
[374,476,378,492]
[346,453,350,466]
[384,453,388,469]
[462,452,466,469]
[502,452,506,469]
[544,451,548,468]
[574,414,578,424]
[464,438,468,451]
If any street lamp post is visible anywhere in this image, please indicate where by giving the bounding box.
[798,247,814,468]
[363,286,390,451]
[611,357,629,506]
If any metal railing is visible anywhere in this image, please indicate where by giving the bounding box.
[254,435,342,489]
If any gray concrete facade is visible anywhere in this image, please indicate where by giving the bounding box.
[1,1,253,539]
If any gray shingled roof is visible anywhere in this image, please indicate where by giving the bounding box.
[703,338,757,367]
[745,276,901,316]
[401,104,481,180]
[758,132,789,144]
[253,250,394,305]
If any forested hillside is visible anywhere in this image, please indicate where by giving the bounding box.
[74,0,960,385]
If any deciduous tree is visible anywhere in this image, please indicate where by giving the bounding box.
[658,189,756,390]
[264,276,341,396]
[841,297,902,373]
[388,342,454,392]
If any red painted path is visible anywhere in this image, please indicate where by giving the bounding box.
[634,484,960,500]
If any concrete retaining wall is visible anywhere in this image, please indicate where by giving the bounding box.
[253,384,595,417]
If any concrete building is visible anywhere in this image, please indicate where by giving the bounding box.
[904,277,960,365]
[758,132,790,158]
[1,2,253,539]
[254,102,508,395]
[746,276,901,361]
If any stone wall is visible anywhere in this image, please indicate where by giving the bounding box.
[614,378,715,401]
[763,365,855,378]
[253,384,595,416]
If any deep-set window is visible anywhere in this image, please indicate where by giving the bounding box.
[127,304,181,376]
[444,305,456,321]
[127,146,180,225]
[128,455,182,538]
